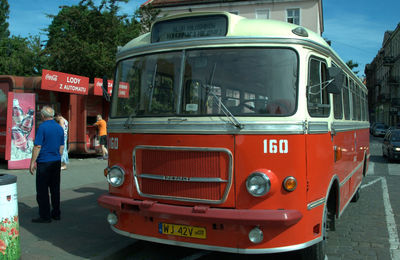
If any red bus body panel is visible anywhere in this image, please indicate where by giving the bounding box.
[99,128,369,252]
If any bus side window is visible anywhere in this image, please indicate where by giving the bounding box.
[333,69,344,120]
[343,77,351,120]
[307,58,330,117]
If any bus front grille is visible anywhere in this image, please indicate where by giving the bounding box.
[133,146,233,204]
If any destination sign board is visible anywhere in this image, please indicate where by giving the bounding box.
[151,15,227,43]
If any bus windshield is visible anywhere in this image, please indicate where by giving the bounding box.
[111,48,298,118]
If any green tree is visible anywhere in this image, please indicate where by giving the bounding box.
[0,36,43,76]
[0,0,10,40]
[0,0,45,76]
[29,35,48,74]
[45,0,141,79]
[135,4,161,34]
[346,60,359,75]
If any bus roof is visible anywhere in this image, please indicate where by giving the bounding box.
[120,11,330,51]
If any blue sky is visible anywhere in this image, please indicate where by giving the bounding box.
[7,0,400,77]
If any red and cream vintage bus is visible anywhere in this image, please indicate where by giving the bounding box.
[98,12,370,259]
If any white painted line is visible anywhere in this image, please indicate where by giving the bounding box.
[360,177,400,259]
[361,177,381,190]
[366,161,374,175]
[381,177,400,260]
[388,164,400,176]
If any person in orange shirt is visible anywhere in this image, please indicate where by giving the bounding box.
[94,114,108,159]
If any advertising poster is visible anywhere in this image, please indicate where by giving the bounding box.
[41,69,89,95]
[6,93,36,170]
[94,78,113,96]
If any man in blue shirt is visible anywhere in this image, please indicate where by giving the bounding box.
[29,106,64,223]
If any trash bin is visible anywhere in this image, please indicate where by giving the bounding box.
[0,174,20,260]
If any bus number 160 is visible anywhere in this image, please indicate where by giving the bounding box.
[263,139,288,154]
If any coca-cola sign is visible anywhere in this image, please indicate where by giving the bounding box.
[41,69,89,95]
[94,78,113,96]
[45,73,58,81]
[94,78,129,99]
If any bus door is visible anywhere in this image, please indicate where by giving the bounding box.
[305,57,335,204]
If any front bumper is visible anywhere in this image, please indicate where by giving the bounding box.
[98,194,302,227]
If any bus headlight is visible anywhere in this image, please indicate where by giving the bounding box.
[107,166,125,187]
[246,172,271,197]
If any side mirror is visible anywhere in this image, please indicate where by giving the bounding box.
[327,67,345,94]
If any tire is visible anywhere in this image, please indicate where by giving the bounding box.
[351,188,360,202]
[301,241,325,260]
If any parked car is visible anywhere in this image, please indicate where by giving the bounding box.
[370,122,377,134]
[382,129,400,162]
[373,123,388,137]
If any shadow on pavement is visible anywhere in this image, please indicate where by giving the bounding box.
[18,184,131,259]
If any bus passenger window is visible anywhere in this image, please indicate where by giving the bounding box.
[333,69,345,119]
[307,58,330,117]
[343,77,351,120]
[333,90,343,119]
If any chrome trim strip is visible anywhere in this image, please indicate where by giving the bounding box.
[339,161,363,187]
[111,226,322,254]
[307,121,328,134]
[139,173,228,183]
[331,122,370,132]
[108,120,305,134]
[307,197,326,210]
[132,145,233,204]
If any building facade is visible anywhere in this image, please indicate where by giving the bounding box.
[142,0,324,35]
[365,23,400,126]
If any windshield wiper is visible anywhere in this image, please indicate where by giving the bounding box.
[203,85,243,129]
[125,64,158,129]
[204,63,243,129]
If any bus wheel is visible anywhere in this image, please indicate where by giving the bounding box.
[300,206,328,260]
[351,188,360,202]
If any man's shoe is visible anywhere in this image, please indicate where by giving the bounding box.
[32,217,51,223]
[52,215,61,221]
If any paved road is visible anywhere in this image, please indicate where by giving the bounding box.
[0,156,133,260]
